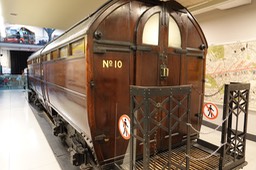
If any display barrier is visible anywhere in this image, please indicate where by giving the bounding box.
[0,74,26,89]
[128,83,249,170]
[129,85,192,169]
[219,83,250,170]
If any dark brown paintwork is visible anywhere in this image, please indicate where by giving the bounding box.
[27,0,207,167]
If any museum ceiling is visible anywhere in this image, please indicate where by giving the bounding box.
[0,0,251,30]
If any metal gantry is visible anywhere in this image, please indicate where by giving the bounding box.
[219,83,250,170]
[129,85,192,170]
[128,83,249,170]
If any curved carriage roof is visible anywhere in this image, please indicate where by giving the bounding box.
[28,0,207,61]
[28,0,113,61]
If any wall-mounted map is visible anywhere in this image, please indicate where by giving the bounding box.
[205,41,256,110]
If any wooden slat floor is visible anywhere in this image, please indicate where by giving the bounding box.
[135,144,233,170]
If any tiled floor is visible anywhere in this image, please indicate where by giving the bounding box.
[0,89,255,170]
[0,90,61,170]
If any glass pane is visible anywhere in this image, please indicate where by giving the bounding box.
[52,50,59,60]
[71,39,85,56]
[142,13,159,46]
[168,16,181,48]
[47,53,51,61]
[60,46,68,58]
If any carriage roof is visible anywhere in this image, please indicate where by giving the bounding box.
[28,0,113,61]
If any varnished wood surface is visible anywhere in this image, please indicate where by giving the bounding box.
[28,0,207,166]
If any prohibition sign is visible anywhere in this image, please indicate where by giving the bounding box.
[118,114,130,140]
[203,103,219,120]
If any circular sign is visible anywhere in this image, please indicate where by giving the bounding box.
[203,102,219,120]
[118,114,130,140]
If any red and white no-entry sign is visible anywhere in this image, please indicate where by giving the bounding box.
[118,114,130,140]
[203,103,219,120]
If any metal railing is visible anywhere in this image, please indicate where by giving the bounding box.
[0,74,26,89]
[129,85,192,170]
[219,83,250,170]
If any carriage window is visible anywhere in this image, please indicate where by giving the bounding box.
[142,13,159,46]
[168,16,181,48]
[52,50,59,60]
[60,46,68,58]
[41,55,45,62]
[47,54,51,61]
[71,39,85,57]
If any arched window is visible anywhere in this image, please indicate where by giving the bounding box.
[142,13,159,45]
[168,16,181,48]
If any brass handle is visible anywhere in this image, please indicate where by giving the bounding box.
[160,64,169,79]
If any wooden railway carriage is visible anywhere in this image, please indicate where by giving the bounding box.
[27,0,207,169]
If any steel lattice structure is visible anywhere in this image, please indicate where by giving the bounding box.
[220,83,250,170]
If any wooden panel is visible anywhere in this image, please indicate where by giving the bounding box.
[89,2,133,164]
[180,56,204,132]
[47,83,89,134]
[187,16,206,47]
[135,50,159,85]
[92,51,131,163]
[94,3,131,42]
[46,58,86,94]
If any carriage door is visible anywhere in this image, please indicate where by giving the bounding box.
[135,6,184,152]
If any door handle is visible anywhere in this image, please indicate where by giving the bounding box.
[160,64,169,79]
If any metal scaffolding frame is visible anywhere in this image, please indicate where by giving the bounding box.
[129,85,192,170]
[128,83,249,170]
[219,83,250,170]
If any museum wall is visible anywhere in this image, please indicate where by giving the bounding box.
[195,2,256,138]
[195,0,256,45]
[0,50,10,73]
